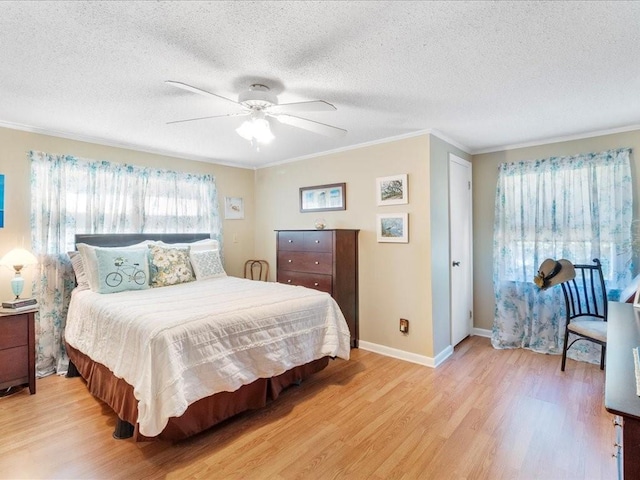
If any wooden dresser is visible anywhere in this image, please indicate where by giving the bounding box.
[276,229,359,347]
[605,301,640,479]
[0,308,36,394]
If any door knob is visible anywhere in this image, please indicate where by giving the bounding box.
[452,261,460,267]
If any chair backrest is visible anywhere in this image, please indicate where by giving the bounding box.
[244,260,269,281]
[560,258,607,323]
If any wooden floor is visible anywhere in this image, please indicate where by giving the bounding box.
[0,336,616,479]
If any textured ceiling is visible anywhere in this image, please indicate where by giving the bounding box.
[1,1,639,168]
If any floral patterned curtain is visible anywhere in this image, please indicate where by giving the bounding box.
[492,148,633,363]
[30,151,222,376]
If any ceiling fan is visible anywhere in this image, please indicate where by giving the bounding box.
[165,81,347,148]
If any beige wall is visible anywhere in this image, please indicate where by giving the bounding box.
[255,134,467,359]
[0,127,255,300]
[472,129,640,331]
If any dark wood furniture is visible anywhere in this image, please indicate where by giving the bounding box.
[0,308,37,395]
[276,229,359,347]
[605,301,640,479]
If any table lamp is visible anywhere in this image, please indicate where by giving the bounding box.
[0,248,37,299]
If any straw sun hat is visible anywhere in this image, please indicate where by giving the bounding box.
[534,258,576,290]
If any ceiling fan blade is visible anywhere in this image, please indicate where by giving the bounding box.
[165,80,240,107]
[167,112,249,125]
[267,100,336,114]
[274,114,347,137]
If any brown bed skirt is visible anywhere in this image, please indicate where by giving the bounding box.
[65,342,329,441]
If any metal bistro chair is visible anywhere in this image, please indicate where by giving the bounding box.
[560,258,607,371]
[244,260,269,282]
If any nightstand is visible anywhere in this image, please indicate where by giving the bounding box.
[0,308,36,395]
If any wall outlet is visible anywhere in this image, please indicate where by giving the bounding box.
[399,318,409,334]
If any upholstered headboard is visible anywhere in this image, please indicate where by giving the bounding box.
[74,233,211,248]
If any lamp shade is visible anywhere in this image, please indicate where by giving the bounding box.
[0,248,37,270]
[236,112,274,145]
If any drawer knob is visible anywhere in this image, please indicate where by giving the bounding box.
[287,279,292,283]
[315,261,319,265]
[314,282,319,286]
[288,239,293,243]
[315,240,320,243]
[288,259,292,263]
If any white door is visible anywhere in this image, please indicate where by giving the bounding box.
[449,154,473,346]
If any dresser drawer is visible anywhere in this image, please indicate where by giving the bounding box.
[0,314,28,349]
[278,231,305,251]
[303,231,333,252]
[278,251,333,274]
[277,271,332,294]
[0,345,28,384]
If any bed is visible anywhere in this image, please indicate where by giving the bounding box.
[64,233,351,441]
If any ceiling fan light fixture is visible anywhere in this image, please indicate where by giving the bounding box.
[236,113,274,145]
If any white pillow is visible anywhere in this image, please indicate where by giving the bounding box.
[68,251,90,290]
[77,241,156,292]
[190,250,227,280]
[157,238,218,252]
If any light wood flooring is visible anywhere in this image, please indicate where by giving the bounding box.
[0,336,617,479]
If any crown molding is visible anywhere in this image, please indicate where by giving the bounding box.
[472,124,640,155]
[0,120,250,170]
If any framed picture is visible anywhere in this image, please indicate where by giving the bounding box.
[376,174,408,206]
[377,213,409,243]
[300,183,346,213]
[224,197,244,220]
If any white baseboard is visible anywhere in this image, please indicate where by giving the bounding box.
[433,345,454,366]
[357,341,454,368]
[357,330,491,368]
[472,328,492,338]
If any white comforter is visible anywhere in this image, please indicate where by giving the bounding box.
[65,276,351,436]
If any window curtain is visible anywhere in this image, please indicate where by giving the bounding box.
[492,148,633,363]
[30,151,222,377]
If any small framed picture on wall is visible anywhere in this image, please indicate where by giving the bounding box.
[224,197,244,220]
[376,213,409,243]
[376,174,408,206]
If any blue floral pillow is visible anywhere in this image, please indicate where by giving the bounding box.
[94,247,150,294]
[148,245,194,287]
[190,250,227,280]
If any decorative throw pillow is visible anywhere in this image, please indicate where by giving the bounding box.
[94,247,150,294]
[190,249,227,280]
[68,251,90,290]
[77,241,155,292]
[148,244,194,287]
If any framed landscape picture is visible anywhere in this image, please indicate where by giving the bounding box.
[376,174,408,206]
[300,182,346,212]
[377,213,408,243]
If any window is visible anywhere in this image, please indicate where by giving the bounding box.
[492,148,632,360]
[29,151,221,376]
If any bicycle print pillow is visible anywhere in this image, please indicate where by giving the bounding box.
[148,244,194,287]
[94,247,151,294]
